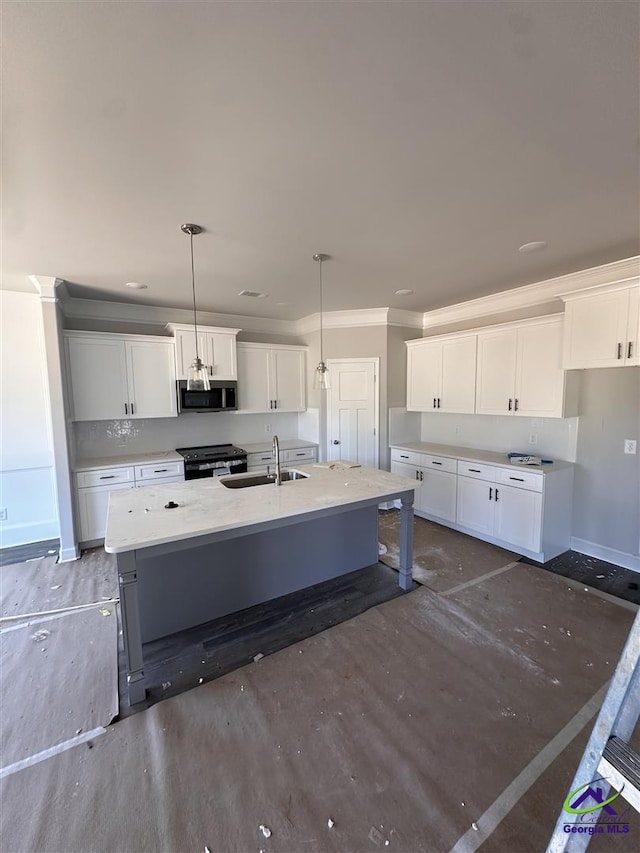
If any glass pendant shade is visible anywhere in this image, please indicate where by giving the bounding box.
[314,360,331,390]
[187,357,210,391]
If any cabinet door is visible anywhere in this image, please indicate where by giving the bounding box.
[421,469,457,522]
[236,345,271,412]
[67,336,129,421]
[626,287,639,366]
[271,348,306,412]
[125,340,177,419]
[173,328,208,380]
[407,340,441,411]
[475,329,517,416]
[390,460,421,507]
[456,476,494,535]
[515,319,565,417]
[207,332,238,380]
[563,289,630,368]
[77,484,134,541]
[440,335,477,413]
[493,484,542,553]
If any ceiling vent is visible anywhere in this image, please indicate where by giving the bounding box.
[238,290,268,298]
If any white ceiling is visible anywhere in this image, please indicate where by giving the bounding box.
[3,1,639,321]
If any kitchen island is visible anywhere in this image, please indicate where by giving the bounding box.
[105,463,415,705]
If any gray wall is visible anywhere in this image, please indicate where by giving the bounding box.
[572,368,640,557]
[387,325,423,408]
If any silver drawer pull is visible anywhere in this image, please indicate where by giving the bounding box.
[99,475,116,480]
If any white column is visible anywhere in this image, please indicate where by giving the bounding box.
[30,275,79,561]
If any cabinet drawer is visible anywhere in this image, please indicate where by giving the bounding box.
[283,447,316,462]
[391,449,422,465]
[457,461,496,481]
[76,466,135,488]
[247,451,275,466]
[135,461,184,481]
[422,454,457,474]
[495,467,543,492]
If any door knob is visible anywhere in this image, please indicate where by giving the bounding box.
[332,440,340,445]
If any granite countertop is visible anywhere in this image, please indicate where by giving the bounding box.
[389,441,574,472]
[241,439,319,454]
[104,463,414,554]
[74,451,184,473]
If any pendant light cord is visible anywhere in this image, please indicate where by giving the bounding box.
[190,231,201,362]
[319,257,324,364]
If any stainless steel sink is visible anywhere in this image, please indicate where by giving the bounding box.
[220,469,309,489]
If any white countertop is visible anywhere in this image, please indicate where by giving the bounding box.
[241,439,318,454]
[74,451,184,473]
[390,442,573,473]
[104,463,414,554]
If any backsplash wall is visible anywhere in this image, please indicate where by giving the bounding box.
[73,412,301,459]
[420,413,579,462]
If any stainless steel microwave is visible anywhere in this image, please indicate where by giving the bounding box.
[177,380,238,413]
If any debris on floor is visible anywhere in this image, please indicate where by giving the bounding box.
[327,818,335,828]
[253,652,264,662]
[259,824,272,838]
[99,608,111,617]
[31,629,50,642]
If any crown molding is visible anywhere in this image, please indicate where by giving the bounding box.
[29,275,65,303]
[294,307,423,335]
[422,255,640,330]
[61,296,295,336]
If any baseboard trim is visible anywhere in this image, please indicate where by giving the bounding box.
[570,538,640,573]
[59,544,80,562]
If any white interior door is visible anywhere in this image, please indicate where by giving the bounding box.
[326,359,379,467]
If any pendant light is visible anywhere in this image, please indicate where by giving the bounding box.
[313,253,331,391]
[181,223,210,391]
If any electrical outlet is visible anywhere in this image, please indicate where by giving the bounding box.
[528,433,538,446]
[265,423,272,434]
[624,439,637,455]
[0,507,7,522]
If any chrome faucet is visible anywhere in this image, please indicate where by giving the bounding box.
[272,434,282,486]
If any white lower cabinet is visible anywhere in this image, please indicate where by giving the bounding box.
[456,470,542,553]
[390,453,456,523]
[76,460,185,542]
[390,446,573,561]
[77,480,135,543]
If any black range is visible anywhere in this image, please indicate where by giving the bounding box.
[176,444,248,480]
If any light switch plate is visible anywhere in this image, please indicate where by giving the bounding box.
[624,439,637,454]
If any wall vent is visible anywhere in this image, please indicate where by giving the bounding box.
[238,290,268,298]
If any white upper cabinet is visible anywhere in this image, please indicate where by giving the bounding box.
[166,324,241,380]
[476,316,575,418]
[236,343,306,413]
[406,334,476,413]
[65,332,177,421]
[562,282,640,369]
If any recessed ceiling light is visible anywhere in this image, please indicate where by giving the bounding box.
[395,289,413,296]
[238,290,268,298]
[518,241,547,253]
[125,281,148,289]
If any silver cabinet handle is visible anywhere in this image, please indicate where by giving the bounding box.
[514,398,519,412]
[437,398,441,408]
[125,403,128,415]
[508,398,512,411]
[420,471,423,481]
[617,342,623,359]
[131,402,135,415]
[433,398,437,408]
[628,341,633,359]
[489,487,493,500]
[495,488,499,501]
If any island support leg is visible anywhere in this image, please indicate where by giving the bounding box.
[117,551,146,705]
[398,492,414,590]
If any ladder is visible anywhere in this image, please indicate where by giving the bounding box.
[547,606,640,852]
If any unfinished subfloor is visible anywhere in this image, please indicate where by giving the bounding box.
[1,520,639,852]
